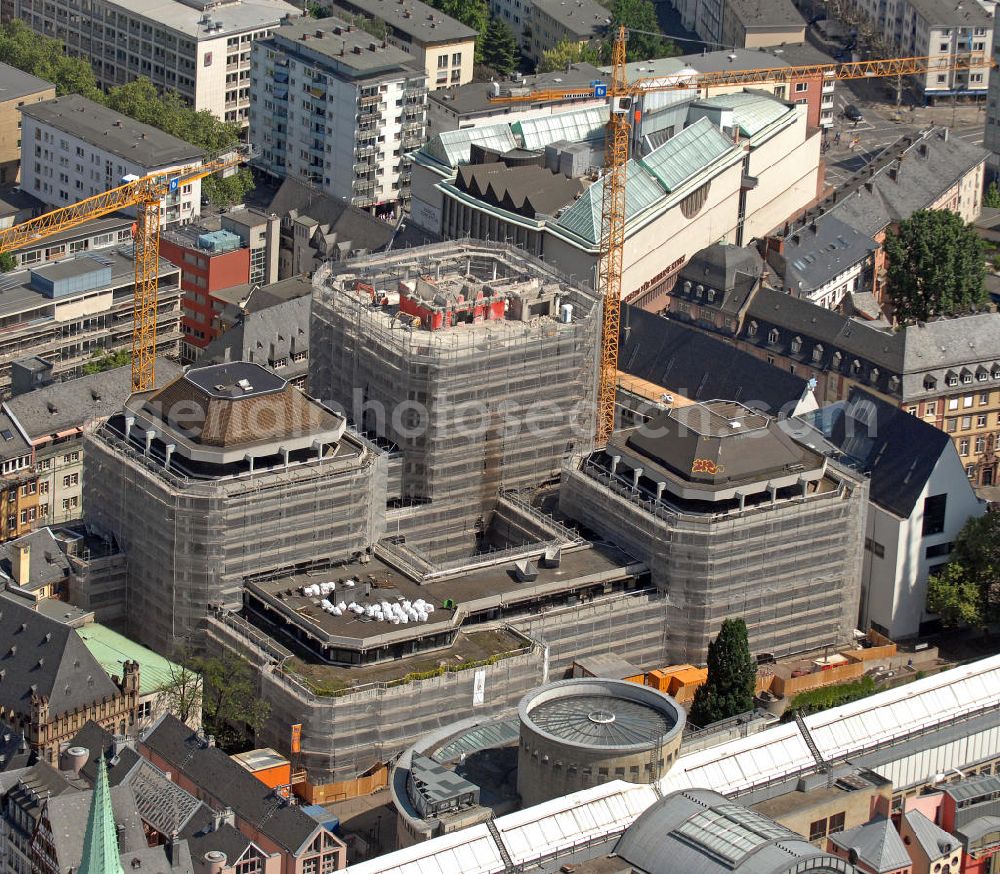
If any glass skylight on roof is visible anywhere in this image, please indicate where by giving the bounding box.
[515,108,607,150]
[425,124,518,168]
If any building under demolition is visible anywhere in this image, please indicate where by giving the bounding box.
[310,242,600,561]
[84,361,387,652]
[561,400,868,663]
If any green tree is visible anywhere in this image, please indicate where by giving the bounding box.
[81,349,130,375]
[482,18,519,76]
[537,39,603,73]
[305,0,328,16]
[160,656,205,727]
[190,650,270,752]
[926,562,983,628]
[984,181,1000,209]
[954,509,1000,621]
[0,20,102,100]
[0,252,16,273]
[436,0,489,61]
[883,210,987,324]
[202,168,255,209]
[689,618,756,728]
[611,0,677,61]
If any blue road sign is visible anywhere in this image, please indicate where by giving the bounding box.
[594,84,607,98]
[169,178,179,193]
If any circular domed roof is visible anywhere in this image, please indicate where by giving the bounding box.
[519,679,684,751]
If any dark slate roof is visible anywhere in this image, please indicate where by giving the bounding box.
[0,528,70,593]
[22,95,203,167]
[792,387,953,518]
[623,401,823,488]
[0,760,72,826]
[808,128,987,238]
[828,817,911,873]
[453,162,584,218]
[141,715,325,856]
[6,357,183,440]
[268,178,395,255]
[0,597,121,719]
[199,295,310,384]
[45,784,149,872]
[0,408,32,463]
[329,0,476,42]
[619,307,808,417]
[741,285,904,396]
[0,61,54,101]
[770,215,876,296]
[181,806,258,865]
[672,242,764,317]
[725,0,804,28]
[903,810,962,858]
[0,720,33,772]
[67,721,143,787]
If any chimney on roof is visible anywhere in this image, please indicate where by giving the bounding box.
[13,543,29,587]
[167,833,183,869]
[809,221,817,234]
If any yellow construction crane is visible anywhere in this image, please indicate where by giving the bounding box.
[493,30,992,444]
[0,147,252,392]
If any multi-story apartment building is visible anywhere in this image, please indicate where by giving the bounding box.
[850,0,991,99]
[0,63,54,186]
[2,0,300,126]
[159,225,251,359]
[329,0,476,88]
[4,359,183,525]
[0,408,40,542]
[719,0,805,49]
[251,16,428,212]
[20,95,205,227]
[522,0,610,66]
[0,247,182,396]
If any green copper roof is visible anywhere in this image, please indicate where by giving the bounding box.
[555,118,738,244]
[638,117,734,192]
[78,623,183,696]
[78,755,124,874]
[695,92,791,137]
[555,160,663,245]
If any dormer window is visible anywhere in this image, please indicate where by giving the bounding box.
[812,343,824,363]
[924,374,937,390]
[870,367,880,383]
[747,320,758,337]
[683,281,691,293]
[768,328,779,345]
[707,288,715,303]
[851,360,862,376]
[695,284,704,299]
[790,336,802,354]
[889,375,900,392]
[962,369,973,384]
[832,351,842,368]
[947,371,958,387]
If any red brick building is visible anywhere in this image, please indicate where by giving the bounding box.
[159,227,250,360]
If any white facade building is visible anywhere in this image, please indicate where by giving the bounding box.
[251,16,427,212]
[3,0,300,126]
[20,96,205,227]
[792,390,985,641]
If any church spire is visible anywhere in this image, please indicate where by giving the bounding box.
[78,753,124,874]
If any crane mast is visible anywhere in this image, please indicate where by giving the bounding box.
[0,149,250,392]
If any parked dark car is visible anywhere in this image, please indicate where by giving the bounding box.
[844,104,864,121]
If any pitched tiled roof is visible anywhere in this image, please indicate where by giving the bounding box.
[829,817,911,873]
[141,715,326,856]
[0,597,120,720]
[904,809,961,859]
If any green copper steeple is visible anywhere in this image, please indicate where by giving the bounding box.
[78,753,124,874]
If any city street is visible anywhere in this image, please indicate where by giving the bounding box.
[820,76,987,188]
